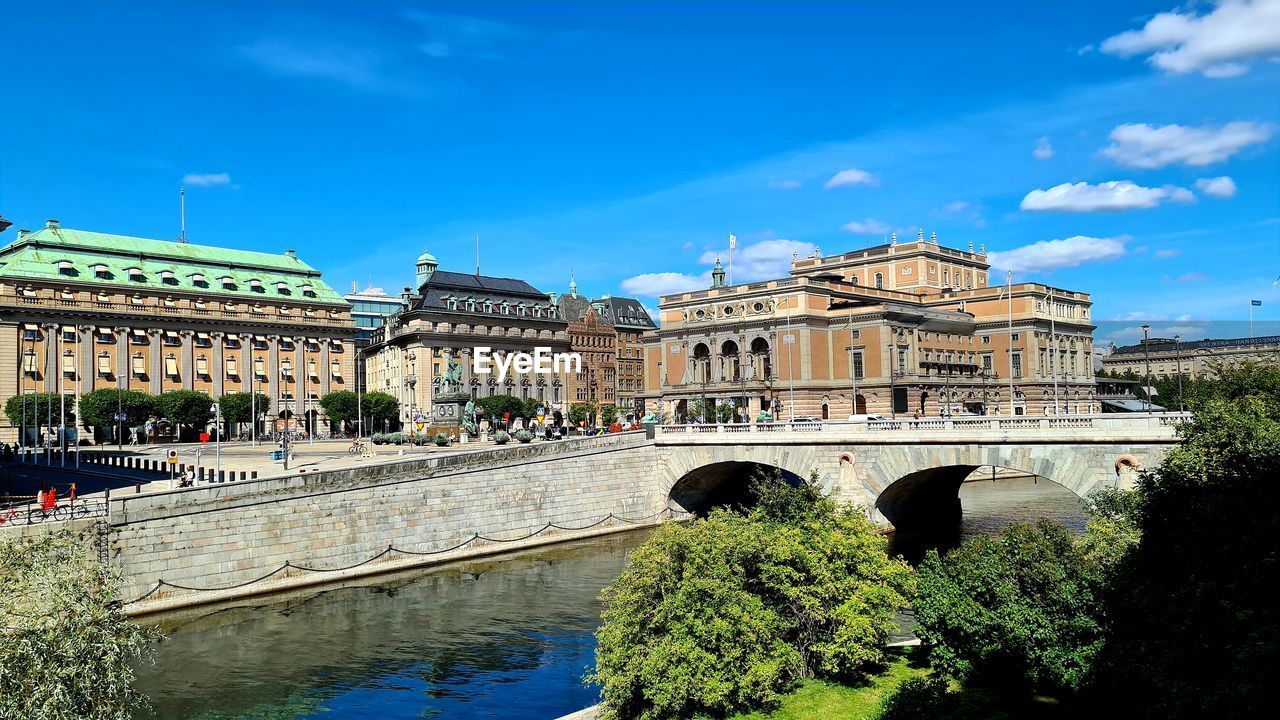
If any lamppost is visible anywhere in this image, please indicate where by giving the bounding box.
[888,343,897,419]
[250,354,259,447]
[211,401,221,481]
[1141,324,1152,413]
[845,306,860,416]
[1174,334,1184,412]
[279,365,291,470]
[356,346,365,440]
[404,351,417,434]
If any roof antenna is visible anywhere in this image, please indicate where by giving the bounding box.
[178,187,187,243]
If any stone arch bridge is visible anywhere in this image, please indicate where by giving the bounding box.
[653,414,1184,529]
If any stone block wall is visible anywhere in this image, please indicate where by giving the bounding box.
[109,434,661,604]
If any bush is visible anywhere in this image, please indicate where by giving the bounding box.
[410,432,430,446]
[387,432,405,445]
[493,430,509,444]
[514,429,534,443]
[371,433,386,445]
[432,432,450,447]
[876,676,952,720]
[591,471,914,720]
[913,520,1105,696]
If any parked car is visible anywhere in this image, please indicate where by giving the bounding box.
[847,414,887,422]
[791,416,823,423]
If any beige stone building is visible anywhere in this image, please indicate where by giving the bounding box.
[642,232,1098,420]
[1102,335,1280,380]
[363,251,573,428]
[0,220,357,443]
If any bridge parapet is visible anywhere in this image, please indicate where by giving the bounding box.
[655,413,1188,445]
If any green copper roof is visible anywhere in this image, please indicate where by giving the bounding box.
[0,223,346,305]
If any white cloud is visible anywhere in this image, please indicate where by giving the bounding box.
[1033,136,1055,160]
[183,172,232,187]
[1100,0,1280,77]
[1101,122,1274,168]
[768,179,802,190]
[1153,248,1183,258]
[987,235,1127,274]
[1178,271,1208,283]
[842,219,893,235]
[939,200,970,214]
[1195,175,1239,198]
[403,11,524,60]
[1110,311,1168,322]
[698,238,815,282]
[236,38,417,95]
[1021,180,1192,212]
[620,272,708,297]
[823,168,878,189]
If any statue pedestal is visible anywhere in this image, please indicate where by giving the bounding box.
[431,393,470,440]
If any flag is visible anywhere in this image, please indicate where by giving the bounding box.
[728,233,736,249]
[1252,299,1263,307]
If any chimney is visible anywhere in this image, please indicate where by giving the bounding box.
[284,249,297,259]
[17,228,30,239]
[46,218,60,229]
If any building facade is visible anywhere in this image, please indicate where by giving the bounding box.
[0,220,357,443]
[1102,335,1280,380]
[566,304,617,409]
[344,284,405,397]
[594,295,657,417]
[642,232,1098,420]
[362,251,573,427]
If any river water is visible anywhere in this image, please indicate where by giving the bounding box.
[132,476,1086,720]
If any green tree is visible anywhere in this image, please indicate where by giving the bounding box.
[361,391,400,432]
[77,388,153,429]
[913,520,1106,697]
[216,392,269,426]
[0,529,154,719]
[154,390,213,440]
[477,394,525,426]
[318,390,359,429]
[520,396,542,421]
[3,392,71,431]
[716,401,737,424]
[569,401,596,427]
[1092,363,1280,719]
[600,403,619,425]
[591,471,913,720]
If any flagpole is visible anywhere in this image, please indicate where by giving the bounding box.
[728,233,735,286]
[1007,271,1015,416]
[1250,300,1255,337]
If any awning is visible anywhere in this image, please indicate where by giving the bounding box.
[131,329,146,337]
[1101,398,1167,413]
[196,332,210,340]
[22,323,39,330]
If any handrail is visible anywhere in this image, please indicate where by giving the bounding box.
[655,412,1190,435]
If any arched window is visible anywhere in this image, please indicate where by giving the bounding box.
[720,340,740,382]
[874,272,884,289]
[750,337,771,379]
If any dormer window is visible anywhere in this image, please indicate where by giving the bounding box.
[248,278,263,292]
[275,281,289,293]
[56,260,74,275]
[160,270,177,285]
[220,276,235,289]
[190,273,207,287]
[301,284,315,298]
[126,267,144,281]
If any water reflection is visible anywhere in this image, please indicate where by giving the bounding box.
[134,476,1086,719]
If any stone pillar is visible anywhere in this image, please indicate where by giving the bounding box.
[115,327,130,391]
[148,329,163,395]
[319,337,331,396]
[294,336,306,431]
[268,335,280,419]
[79,325,93,392]
[240,334,253,393]
[181,330,195,390]
[211,332,225,398]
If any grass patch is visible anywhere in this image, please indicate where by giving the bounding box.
[727,653,927,720]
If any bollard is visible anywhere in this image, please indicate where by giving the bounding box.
[134,483,141,494]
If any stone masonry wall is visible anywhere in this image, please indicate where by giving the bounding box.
[110,433,661,605]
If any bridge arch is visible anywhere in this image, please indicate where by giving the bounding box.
[668,461,805,514]
[656,444,832,514]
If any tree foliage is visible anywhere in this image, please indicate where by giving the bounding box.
[361,392,400,426]
[0,529,154,719]
[216,392,269,425]
[570,401,596,426]
[599,403,619,425]
[77,389,154,428]
[476,394,526,425]
[592,472,913,720]
[3,393,72,429]
[317,390,359,427]
[154,390,213,437]
[913,520,1107,696]
[1091,363,1280,718]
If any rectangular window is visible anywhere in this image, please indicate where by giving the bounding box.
[852,351,864,379]
[1011,352,1023,378]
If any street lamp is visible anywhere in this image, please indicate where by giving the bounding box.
[1141,324,1152,413]
[279,365,291,470]
[1174,334,1184,412]
[210,401,221,481]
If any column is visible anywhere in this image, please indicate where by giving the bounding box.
[181,330,195,390]
[294,336,305,431]
[240,334,253,393]
[211,332,225,398]
[79,325,94,392]
[41,323,57,393]
[148,329,162,395]
[115,327,129,390]
[319,338,331,396]
[267,335,280,419]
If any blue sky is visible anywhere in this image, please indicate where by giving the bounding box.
[2,1,1278,344]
